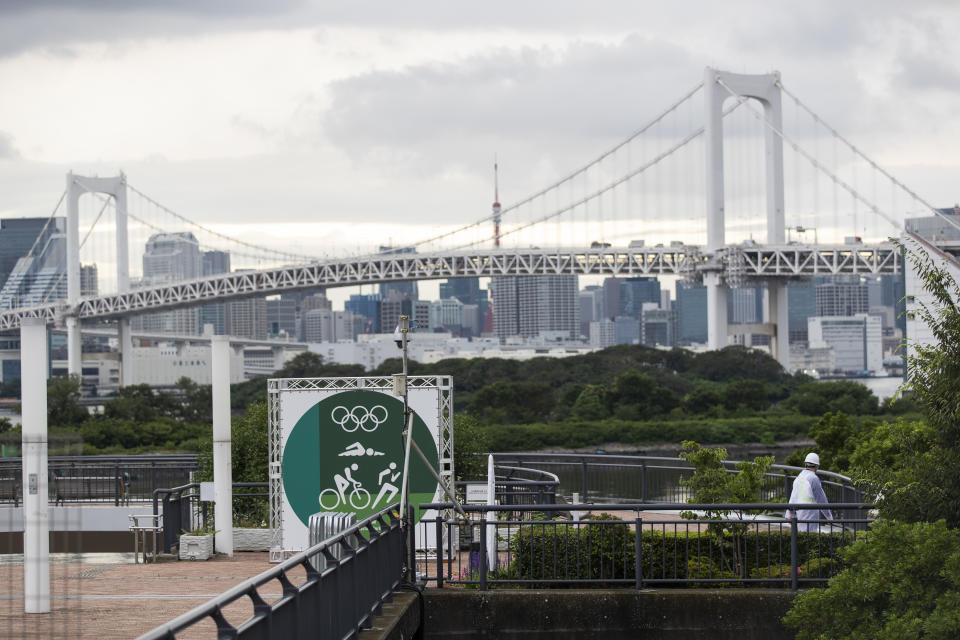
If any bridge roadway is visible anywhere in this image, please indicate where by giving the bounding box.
[0,242,900,331]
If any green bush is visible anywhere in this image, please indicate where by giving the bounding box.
[505,517,856,585]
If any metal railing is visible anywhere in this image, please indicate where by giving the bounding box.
[0,454,198,505]
[138,505,404,640]
[492,452,863,506]
[419,502,872,590]
[153,482,269,554]
[456,464,560,515]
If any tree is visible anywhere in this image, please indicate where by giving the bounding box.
[452,414,490,481]
[569,384,610,421]
[784,519,960,639]
[784,412,867,472]
[679,441,775,577]
[47,375,88,427]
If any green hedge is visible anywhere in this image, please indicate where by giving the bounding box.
[482,415,816,452]
[502,518,854,585]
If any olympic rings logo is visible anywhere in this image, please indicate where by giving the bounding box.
[330,405,389,432]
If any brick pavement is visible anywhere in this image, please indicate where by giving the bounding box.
[0,552,286,640]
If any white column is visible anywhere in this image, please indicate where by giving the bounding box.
[115,173,130,294]
[21,318,49,614]
[66,316,81,378]
[66,173,82,377]
[212,335,233,556]
[118,318,132,387]
[272,347,285,373]
[704,67,725,253]
[772,283,791,369]
[705,273,728,351]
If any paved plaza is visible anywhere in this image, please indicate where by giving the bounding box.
[0,552,288,640]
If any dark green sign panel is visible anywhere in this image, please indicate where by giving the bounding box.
[281,390,440,526]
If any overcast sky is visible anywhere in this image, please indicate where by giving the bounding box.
[1,1,958,300]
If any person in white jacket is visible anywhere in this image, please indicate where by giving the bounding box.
[786,452,834,532]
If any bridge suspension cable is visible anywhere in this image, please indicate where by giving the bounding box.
[125,183,317,263]
[408,82,706,250]
[715,77,912,236]
[776,81,960,237]
[448,98,743,250]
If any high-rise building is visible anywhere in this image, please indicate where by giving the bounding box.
[431,298,464,334]
[642,304,677,347]
[303,309,357,343]
[620,277,661,319]
[590,319,616,347]
[816,275,868,317]
[345,293,381,335]
[135,232,202,334]
[79,264,98,297]
[267,298,297,337]
[380,294,430,334]
[579,286,604,338]
[0,217,57,293]
[0,217,67,309]
[788,279,817,343]
[227,295,268,340]
[492,274,578,340]
[439,278,481,306]
[200,250,231,334]
[808,314,882,372]
[675,281,707,345]
[614,316,640,345]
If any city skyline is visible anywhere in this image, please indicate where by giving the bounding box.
[0,2,958,267]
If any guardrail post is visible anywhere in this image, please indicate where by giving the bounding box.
[408,505,417,583]
[635,514,643,590]
[436,514,444,588]
[478,513,488,590]
[783,469,792,498]
[640,462,648,503]
[114,463,120,506]
[790,514,799,590]
[581,460,588,502]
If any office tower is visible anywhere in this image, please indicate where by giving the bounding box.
[431,298,464,334]
[227,295,268,340]
[345,293,382,335]
[439,278,482,306]
[642,304,677,347]
[788,279,816,343]
[0,217,57,293]
[590,319,617,347]
[79,264,98,297]
[491,274,578,340]
[614,316,640,345]
[267,298,297,337]
[380,294,430,334]
[728,286,763,323]
[620,277,661,319]
[135,232,202,334]
[0,217,67,309]
[303,309,358,342]
[200,250,231,335]
[579,286,604,338]
[602,277,621,320]
[808,314,882,372]
[675,281,707,345]
[816,275,868,317]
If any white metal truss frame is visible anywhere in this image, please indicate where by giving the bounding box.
[0,244,901,330]
[267,375,454,559]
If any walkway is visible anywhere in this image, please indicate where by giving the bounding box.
[0,552,284,639]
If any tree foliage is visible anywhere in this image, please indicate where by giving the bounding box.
[784,520,960,639]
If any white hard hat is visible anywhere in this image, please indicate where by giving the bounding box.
[804,452,820,467]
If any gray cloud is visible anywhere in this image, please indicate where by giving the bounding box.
[0,131,20,160]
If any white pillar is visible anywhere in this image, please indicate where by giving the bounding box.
[705,273,728,351]
[21,318,49,614]
[66,316,81,378]
[272,347,285,373]
[212,335,233,556]
[115,173,130,294]
[771,283,791,369]
[118,318,132,387]
[704,67,725,253]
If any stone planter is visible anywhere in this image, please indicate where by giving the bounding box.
[179,533,214,560]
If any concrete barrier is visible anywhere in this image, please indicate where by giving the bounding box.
[424,589,797,639]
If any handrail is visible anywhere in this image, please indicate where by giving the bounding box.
[138,503,403,640]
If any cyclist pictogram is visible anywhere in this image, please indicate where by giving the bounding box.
[318,463,371,510]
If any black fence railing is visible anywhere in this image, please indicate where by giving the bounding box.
[137,505,404,640]
[0,454,198,505]
[419,502,872,590]
[153,482,269,554]
[492,453,863,506]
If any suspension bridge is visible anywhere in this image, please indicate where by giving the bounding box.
[1,68,950,374]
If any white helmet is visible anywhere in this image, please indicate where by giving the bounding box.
[804,452,820,467]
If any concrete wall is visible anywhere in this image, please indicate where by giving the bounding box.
[424,590,797,640]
